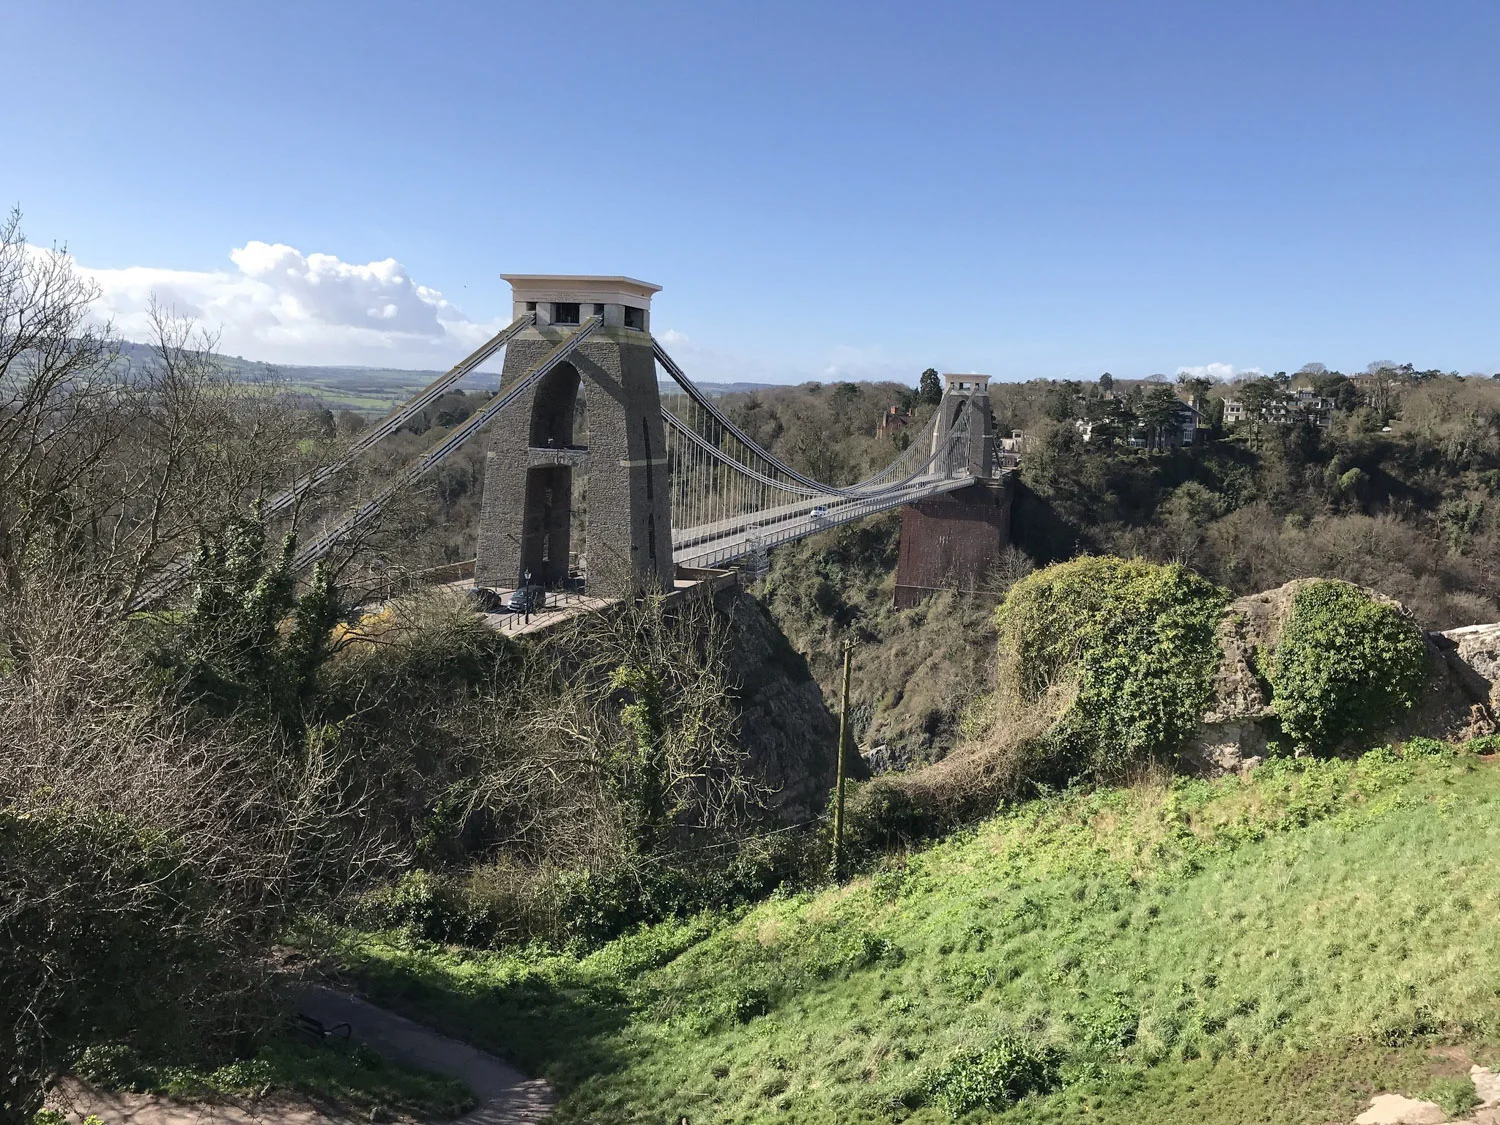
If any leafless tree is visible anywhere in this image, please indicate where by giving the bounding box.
[0,213,339,652]
[0,213,415,1117]
[0,208,122,606]
[0,567,397,1119]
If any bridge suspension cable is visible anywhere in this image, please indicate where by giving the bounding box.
[289,316,603,573]
[125,314,537,610]
[655,342,979,568]
[265,312,534,518]
[664,407,976,568]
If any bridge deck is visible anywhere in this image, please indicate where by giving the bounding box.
[672,472,977,569]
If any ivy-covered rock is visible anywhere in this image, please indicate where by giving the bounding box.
[1267,579,1429,753]
[1188,578,1472,771]
[994,557,1228,781]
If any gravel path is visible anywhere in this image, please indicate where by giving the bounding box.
[55,988,554,1125]
[295,987,555,1124]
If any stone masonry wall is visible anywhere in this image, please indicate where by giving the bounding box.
[476,325,674,597]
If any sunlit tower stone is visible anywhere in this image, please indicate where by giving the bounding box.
[931,373,995,477]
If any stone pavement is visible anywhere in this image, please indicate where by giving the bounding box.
[52,1085,350,1125]
[1353,1064,1500,1124]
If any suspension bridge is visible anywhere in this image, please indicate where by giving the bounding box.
[132,276,1005,612]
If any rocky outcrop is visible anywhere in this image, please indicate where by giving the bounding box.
[1434,622,1500,715]
[1182,581,1495,777]
[717,588,852,822]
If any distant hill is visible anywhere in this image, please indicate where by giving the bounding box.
[116,341,441,412]
[117,340,776,412]
[661,380,780,397]
[657,381,780,399]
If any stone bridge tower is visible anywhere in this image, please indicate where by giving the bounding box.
[475,275,675,598]
[931,373,995,477]
[894,374,1010,608]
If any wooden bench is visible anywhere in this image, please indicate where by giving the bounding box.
[292,1011,352,1048]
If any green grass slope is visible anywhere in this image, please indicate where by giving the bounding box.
[339,744,1500,1124]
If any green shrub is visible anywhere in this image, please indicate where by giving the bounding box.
[1466,734,1500,755]
[994,557,1228,779]
[922,1034,1063,1116]
[1267,581,1428,754]
[1076,995,1140,1055]
[75,1044,153,1091]
[359,828,819,951]
[554,837,813,947]
[146,512,344,727]
[206,1056,276,1089]
[839,778,939,854]
[1401,736,1453,758]
[353,869,507,946]
[73,1035,474,1119]
[3,803,238,1119]
[728,987,771,1024]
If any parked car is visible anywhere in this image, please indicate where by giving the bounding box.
[465,586,507,613]
[507,585,546,613]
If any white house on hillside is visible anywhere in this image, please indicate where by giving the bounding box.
[1224,387,1335,428]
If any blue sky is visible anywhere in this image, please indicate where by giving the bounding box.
[5,0,1499,382]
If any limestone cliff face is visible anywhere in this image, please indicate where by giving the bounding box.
[1183,580,1495,777]
[716,588,853,823]
[1435,622,1500,715]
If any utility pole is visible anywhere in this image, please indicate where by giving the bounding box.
[831,638,856,881]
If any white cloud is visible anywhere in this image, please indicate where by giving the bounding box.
[71,241,501,369]
[1175,362,1263,382]
[820,343,916,384]
[656,328,691,347]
